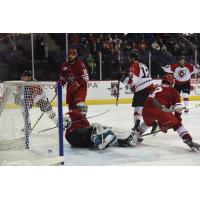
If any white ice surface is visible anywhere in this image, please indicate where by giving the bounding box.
[63,102,200,166]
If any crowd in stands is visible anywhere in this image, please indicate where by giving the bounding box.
[0,33,199,81]
[68,33,198,79]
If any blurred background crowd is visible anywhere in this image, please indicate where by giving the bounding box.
[0,33,199,81]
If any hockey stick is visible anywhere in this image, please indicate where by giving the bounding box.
[116,80,120,106]
[29,93,57,133]
[141,129,162,137]
[38,109,111,134]
[174,103,200,112]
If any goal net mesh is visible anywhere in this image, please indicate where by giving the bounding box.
[0,81,64,165]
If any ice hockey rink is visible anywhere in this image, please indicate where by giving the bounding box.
[63,102,200,166]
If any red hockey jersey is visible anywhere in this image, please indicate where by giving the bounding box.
[65,109,90,136]
[144,84,181,109]
[60,60,89,86]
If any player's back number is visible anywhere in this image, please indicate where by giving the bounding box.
[141,65,150,78]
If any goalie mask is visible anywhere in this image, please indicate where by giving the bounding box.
[76,102,88,115]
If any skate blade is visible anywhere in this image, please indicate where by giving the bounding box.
[191,147,200,153]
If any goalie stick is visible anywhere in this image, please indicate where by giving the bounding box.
[38,109,111,133]
[29,93,57,134]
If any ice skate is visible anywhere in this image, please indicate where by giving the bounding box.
[184,140,200,152]
[184,108,189,113]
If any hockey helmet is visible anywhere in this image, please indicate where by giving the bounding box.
[130,52,140,60]
[76,102,88,114]
[21,69,32,81]
[68,48,78,57]
[178,55,186,60]
[162,74,175,86]
[21,69,32,77]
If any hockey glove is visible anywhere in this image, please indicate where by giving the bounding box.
[63,114,71,129]
[152,99,172,112]
[68,81,80,93]
[161,105,173,113]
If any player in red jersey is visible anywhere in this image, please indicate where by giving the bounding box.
[63,102,137,149]
[14,70,58,128]
[162,55,199,113]
[131,74,200,151]
[60,48,89,110]
[120,52,154,130]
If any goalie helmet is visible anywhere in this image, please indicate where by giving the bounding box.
[162,74,175,86]
[76,102,88,115]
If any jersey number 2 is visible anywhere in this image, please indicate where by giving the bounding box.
[149,87,163,98]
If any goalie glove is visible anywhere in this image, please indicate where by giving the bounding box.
[63,114,71,129]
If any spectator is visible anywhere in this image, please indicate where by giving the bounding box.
[151,39,160,51]
[86,53,97,76]
[132,42,139,53]
[9,34,17,51]
[173,41,181,56]
[87,33,96,44]
[138,39,147,50]
[113,34,122,45]
[79,42,89,60]
[124,40,132,56]
[69,34,79,48]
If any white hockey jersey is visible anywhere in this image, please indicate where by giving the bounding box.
[162,63,199,85]
[122,61,153,92]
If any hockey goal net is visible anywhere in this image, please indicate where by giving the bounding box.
[0,81,64,165]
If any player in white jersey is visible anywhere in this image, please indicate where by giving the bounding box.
[162,55,200,113]
[120,52,154,130]
[13,70,58,130]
